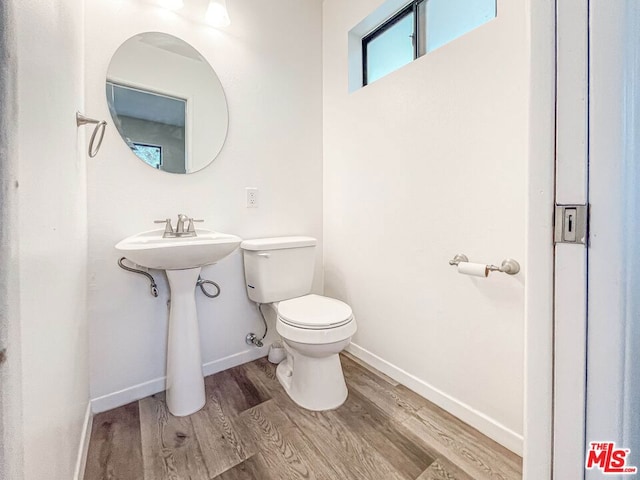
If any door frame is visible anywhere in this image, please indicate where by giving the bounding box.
[523,0,557,479]
[552,0,590,479]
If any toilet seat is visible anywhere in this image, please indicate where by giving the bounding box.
[277,294,353,330]
[276,294,356,345]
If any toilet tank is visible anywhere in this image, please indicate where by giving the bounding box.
[241,236,317,303]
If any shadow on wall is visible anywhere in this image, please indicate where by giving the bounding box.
[0,1,24,480]
[323,264,351,306]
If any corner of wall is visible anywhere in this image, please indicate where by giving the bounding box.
[0,1,24,478]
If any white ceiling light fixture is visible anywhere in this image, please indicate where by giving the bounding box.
[206,0,231,27]
[157,0,184,11]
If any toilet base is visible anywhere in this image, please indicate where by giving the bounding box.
[276,339,350,411]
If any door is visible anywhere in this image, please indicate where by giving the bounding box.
[585,1,640,479]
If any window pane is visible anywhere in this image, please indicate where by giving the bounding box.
[132,144,163,169]
[425,0,496,53]
[366,12,415,84]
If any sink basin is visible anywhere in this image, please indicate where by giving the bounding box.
[115,228,241,270]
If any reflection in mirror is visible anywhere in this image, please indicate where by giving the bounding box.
[106,32,228,174]
[106,83,187,172]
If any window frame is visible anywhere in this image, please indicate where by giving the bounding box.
[362,0,425,86]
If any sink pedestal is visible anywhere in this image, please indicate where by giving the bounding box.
[165,267,206,416]
[115,226,242,416]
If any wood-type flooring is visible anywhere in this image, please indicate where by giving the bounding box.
[84,353,522,480]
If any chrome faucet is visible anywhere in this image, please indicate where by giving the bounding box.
[176,213,189,234]
[154,214,204,238]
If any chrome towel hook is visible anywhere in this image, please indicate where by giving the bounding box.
[76,112,107,158]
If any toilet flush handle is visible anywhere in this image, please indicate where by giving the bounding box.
[257,253,271,258]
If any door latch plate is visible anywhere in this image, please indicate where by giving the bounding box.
[554,204,588,245]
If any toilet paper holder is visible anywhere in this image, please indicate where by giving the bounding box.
[449,254,520,275]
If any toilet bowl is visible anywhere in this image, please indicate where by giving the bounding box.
[241,237,357,411]
[275,294,356,410]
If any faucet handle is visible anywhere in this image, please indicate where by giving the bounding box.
[187,218,204,233]
[154,218,174,234]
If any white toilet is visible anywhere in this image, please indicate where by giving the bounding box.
[241,236,357,411]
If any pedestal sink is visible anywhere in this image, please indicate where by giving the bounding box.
[116,228,241,416]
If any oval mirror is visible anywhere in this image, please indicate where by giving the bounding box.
[106,32,228,174]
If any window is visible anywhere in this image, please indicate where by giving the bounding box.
[357,0,497,87]
[132,143,163,169]
[363,3,419,85]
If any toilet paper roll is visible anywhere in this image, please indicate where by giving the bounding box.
[457,262,489,278]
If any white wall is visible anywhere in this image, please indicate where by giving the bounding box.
[323,0,527,453]
[85,0,323,408]
[11,0,90,479]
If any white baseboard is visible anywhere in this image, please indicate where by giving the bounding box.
[201,347,268,377]
[346,343,524,455]
[88,343,522,454]
[90,347,268,414]
[73,403,93,480]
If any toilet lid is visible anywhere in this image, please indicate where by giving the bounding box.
[277,294,353,330]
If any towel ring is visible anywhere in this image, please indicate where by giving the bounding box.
[76,112,107,158]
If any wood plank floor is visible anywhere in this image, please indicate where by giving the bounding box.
[84,354,522,480]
